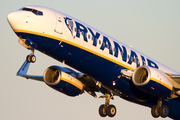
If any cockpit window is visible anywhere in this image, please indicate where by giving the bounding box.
[22,7,43,16]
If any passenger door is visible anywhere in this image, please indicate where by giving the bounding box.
[54,11,64,34]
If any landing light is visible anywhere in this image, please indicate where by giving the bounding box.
[127,70,133,73]
[113,81,116,86]
[96,81,99,86]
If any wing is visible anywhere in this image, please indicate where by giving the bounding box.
[16,60,43,81]
[16,59,123,99]
[167,73,180,84]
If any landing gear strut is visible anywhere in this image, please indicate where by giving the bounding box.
[151,98,169,118]
[99,93,116,117]
[26,49,36,63]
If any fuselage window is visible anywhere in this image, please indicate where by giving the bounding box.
[22,7,43,16]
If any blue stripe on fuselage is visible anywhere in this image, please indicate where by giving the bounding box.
[15,31,180,119]
[17,31,155,99]
[16,31,171,93]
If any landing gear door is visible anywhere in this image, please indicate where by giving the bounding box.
[54,11,64,34]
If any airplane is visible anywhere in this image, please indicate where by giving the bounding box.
[7,5,180,119]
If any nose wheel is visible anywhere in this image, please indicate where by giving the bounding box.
[26,49,36,63]
[98,93,116,117]
[26,54,36,63]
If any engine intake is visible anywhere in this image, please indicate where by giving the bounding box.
[44,66,61,85]
[43,66,84,96]
[133,66,150,86]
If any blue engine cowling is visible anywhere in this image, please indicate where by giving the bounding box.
[43,66,84,96]
[132,66,173,97]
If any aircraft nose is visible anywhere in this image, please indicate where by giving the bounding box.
[7,12,16,29]
[7,11,21,30]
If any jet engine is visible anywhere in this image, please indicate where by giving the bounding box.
[132,66,173,97]
[43,66,84,96]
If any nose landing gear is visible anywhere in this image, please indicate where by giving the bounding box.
[26,49,36,63]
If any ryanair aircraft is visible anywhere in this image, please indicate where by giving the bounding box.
[7,6,180,119]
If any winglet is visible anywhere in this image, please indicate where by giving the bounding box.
[16,60,44,82]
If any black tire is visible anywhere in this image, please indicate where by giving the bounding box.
[26,55,36,63]
[107,105,116,117]
[151,105,160,118]
[30,55,36,63]
[159,105,169,118]
[26,55,31,63]
[99,104,107,117]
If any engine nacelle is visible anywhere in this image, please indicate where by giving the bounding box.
[43,66,84,96]
[132,66,173,97]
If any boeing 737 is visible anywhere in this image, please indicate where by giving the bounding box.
[7,6,180,119]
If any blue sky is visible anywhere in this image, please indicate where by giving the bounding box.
[1,0,180,119]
